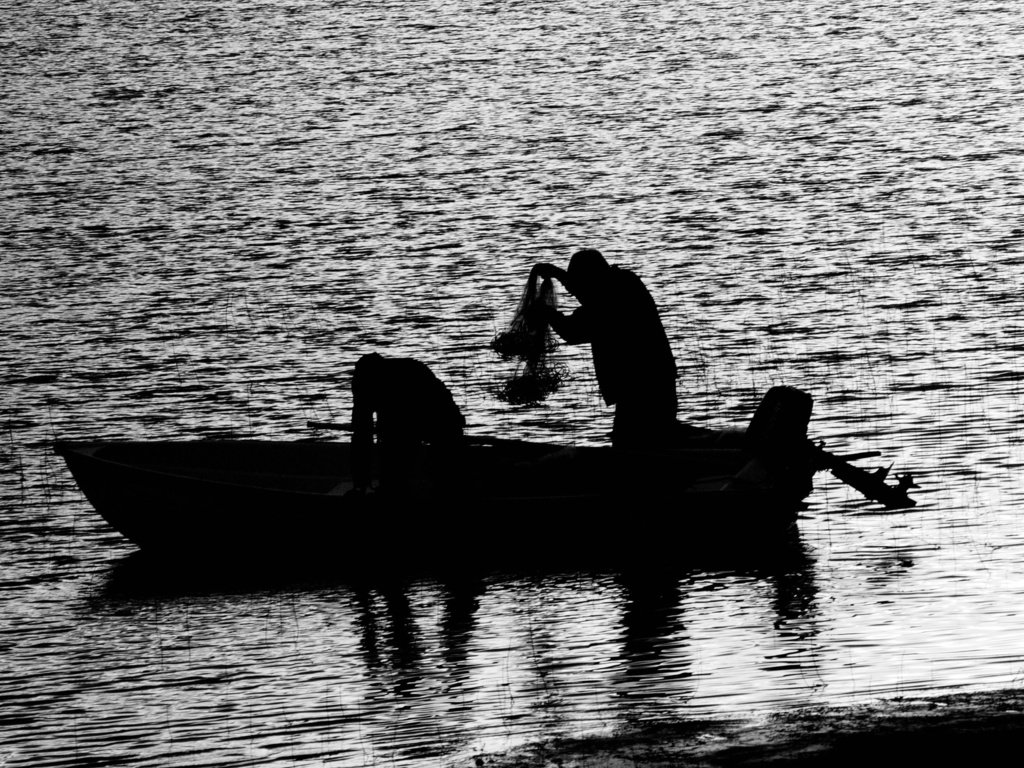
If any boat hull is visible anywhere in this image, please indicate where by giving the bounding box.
[55,438,811,567]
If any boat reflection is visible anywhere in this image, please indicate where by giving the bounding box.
[90,529,819,767]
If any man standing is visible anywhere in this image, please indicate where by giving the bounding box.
[530,248,685,448]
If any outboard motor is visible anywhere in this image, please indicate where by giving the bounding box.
[737,386,815,499]
[746,386,813,454]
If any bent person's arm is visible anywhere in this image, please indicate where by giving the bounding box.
[350,384,375,492]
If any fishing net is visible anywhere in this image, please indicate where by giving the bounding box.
[491,272,567,405]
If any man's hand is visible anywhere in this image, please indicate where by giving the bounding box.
[531,262,564,282]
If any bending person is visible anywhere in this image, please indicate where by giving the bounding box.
[350,353,465,495]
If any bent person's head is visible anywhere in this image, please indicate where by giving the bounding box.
[354,352,386,384]
[566,248,609,300]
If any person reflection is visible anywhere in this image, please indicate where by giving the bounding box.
[615,570,688,673]
[352,581,421,681]
[437,577,485,698]
[438,577,484,670]
[351,577,485,700]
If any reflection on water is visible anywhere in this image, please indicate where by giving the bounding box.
[4,0,1024,765]
[46,541,817,766]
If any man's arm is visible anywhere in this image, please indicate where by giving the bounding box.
[350,376,375,492]
[547,305,591,344]
[527,263,590,343]
[531,262,569,284]
[526,298,591,344]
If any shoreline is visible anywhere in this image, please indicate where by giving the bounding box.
[463,688,1024,767]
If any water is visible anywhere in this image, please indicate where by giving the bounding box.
[3,0,1023,765]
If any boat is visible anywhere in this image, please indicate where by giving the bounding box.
[53,387,914,568]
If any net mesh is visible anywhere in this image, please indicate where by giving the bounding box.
[491,272,567,405]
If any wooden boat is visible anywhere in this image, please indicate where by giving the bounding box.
[53,387,913,568]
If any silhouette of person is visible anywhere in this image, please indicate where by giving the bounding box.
[530,248,698,448]
[350,353,465,495]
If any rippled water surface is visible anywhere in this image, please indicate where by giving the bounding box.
[3,0,1023,765]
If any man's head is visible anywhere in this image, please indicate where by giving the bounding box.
[566,248,609,301]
